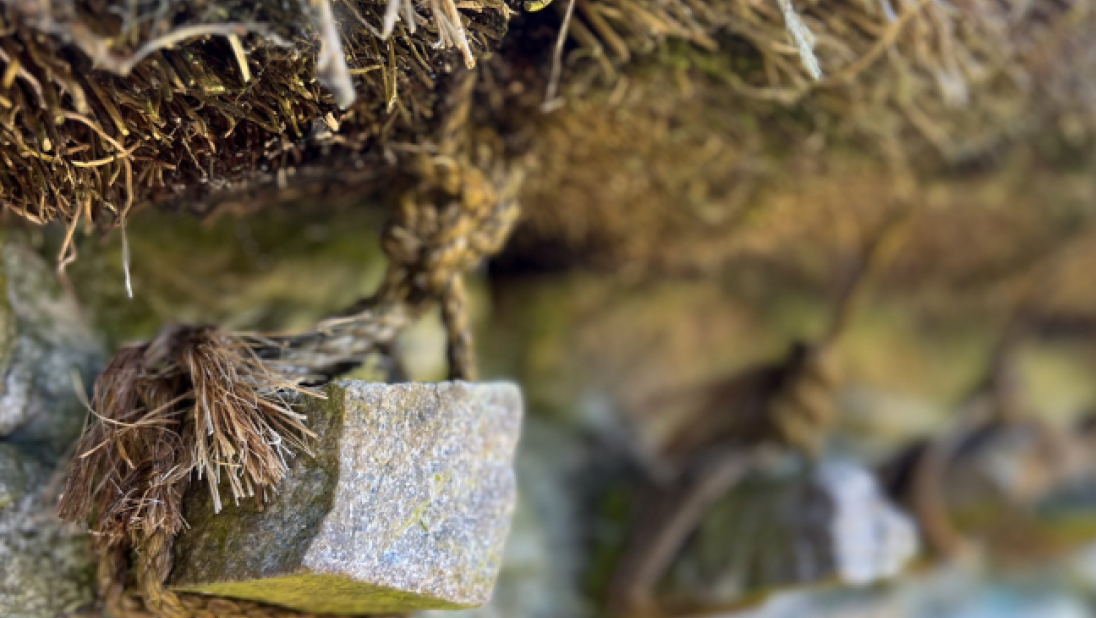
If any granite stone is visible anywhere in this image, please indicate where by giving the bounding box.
[171,381,523,615]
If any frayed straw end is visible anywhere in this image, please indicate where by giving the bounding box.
[58,325,318,543]
[183,328,317,513]
[57,344,189,546]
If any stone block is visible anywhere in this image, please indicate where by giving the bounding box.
[170,381,523,615]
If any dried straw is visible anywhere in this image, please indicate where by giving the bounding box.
[59,325,317,545]
[0,0,509,227]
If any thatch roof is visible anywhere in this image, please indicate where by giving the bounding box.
[1,0,1094,248]
[0,0,509,231]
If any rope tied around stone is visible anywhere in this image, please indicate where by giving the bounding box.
[58,65,520,617]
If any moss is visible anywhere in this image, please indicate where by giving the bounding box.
[176,572,469,614]
[172,383,346,587]
[61,205,388,346]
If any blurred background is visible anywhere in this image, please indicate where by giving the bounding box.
[4,0,1096,614]
[16,174,1096,617]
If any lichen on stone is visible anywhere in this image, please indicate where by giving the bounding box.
[169,380,522,615]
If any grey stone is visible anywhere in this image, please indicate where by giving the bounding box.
[665,457,917,611]
[419,417,594,618]
[171,380,523,615]
[0,236,102,618]
[0,238,103,451]
[0,442,95,618]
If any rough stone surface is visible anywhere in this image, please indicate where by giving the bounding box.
[171,381,523,615]
[419,417,594,618]
[0,235,102,618]
[0,442,95,618]
[0,237,104,451]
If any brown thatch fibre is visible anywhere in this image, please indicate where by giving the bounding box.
[58,324,316,546]
[0,0,509,235]
[2,0,1095,246]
